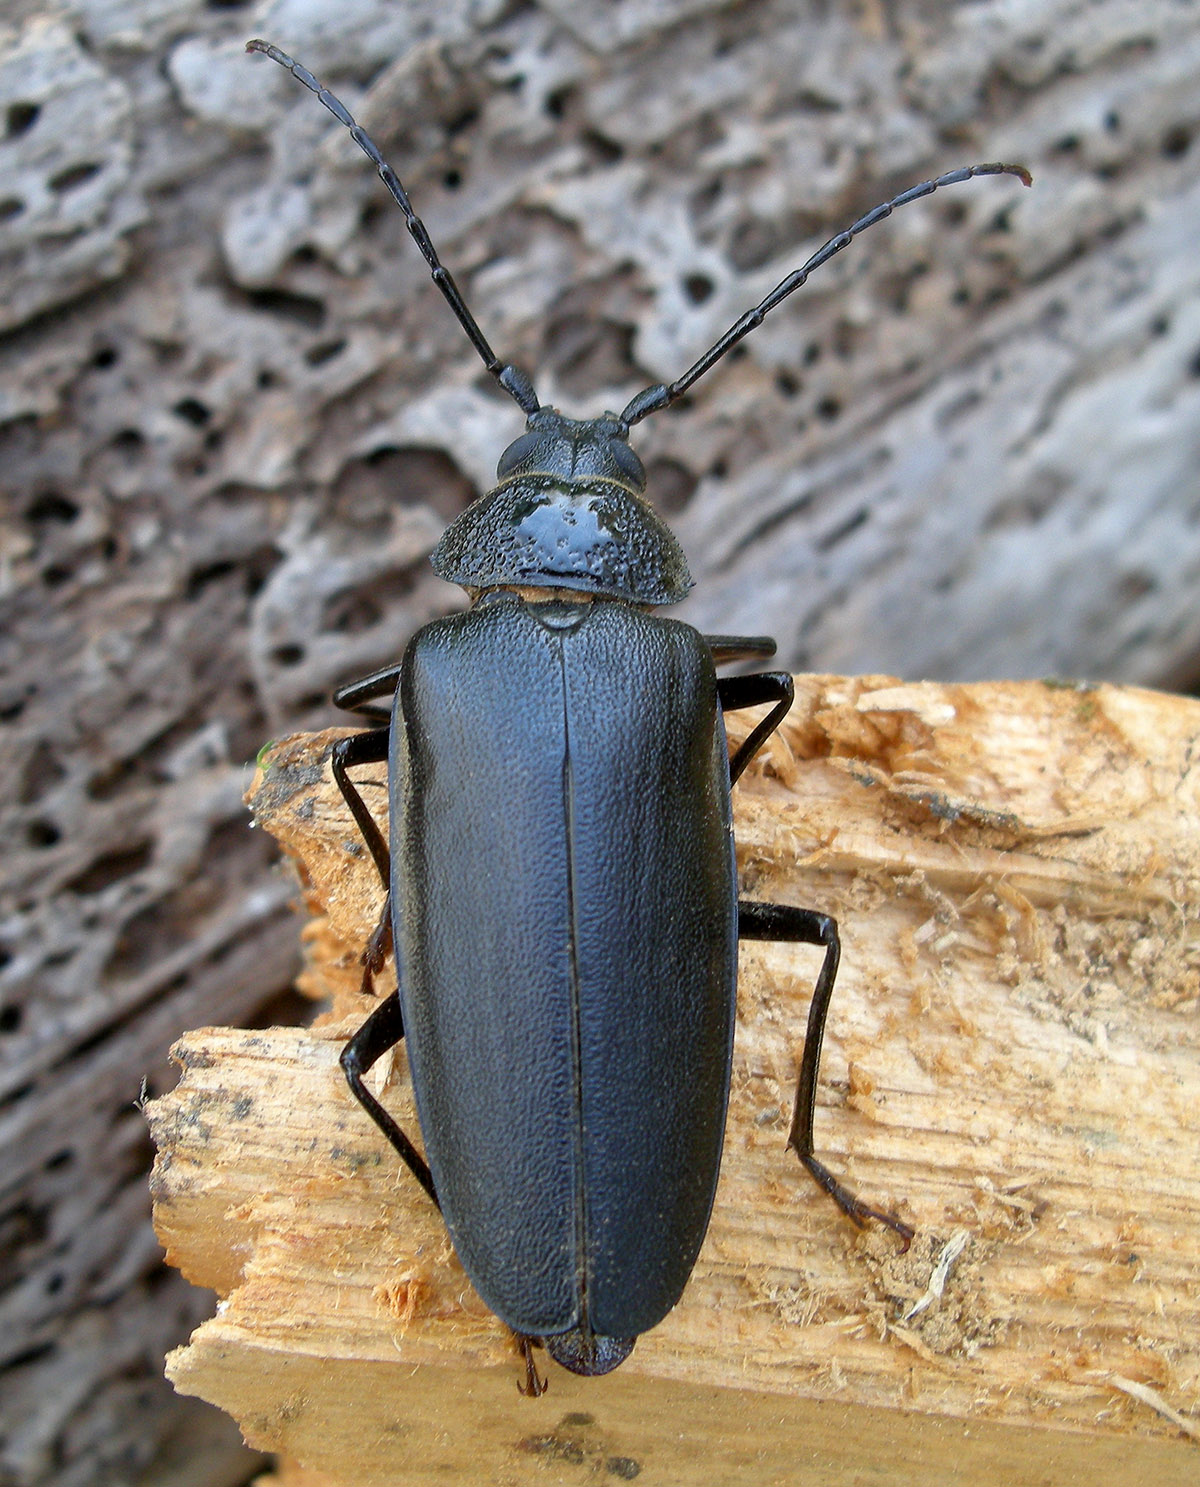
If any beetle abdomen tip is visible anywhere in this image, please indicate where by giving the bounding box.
[544,1328,636,1376]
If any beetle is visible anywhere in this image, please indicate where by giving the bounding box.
[247,38,1030,1392]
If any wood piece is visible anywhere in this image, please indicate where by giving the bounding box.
[148,676,1200,1484]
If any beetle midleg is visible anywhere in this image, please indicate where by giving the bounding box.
[341,993,439,1209]
[718,671,794,784]
[737,900,914,1247]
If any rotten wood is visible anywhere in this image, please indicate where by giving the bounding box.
[148,675,1200,1484]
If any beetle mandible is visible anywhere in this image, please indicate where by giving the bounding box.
[247,38,1030,1392]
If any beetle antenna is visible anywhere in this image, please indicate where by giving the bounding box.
[619,161,1032,427]
[247,40,541,417]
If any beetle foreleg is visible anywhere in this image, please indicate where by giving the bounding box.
[703,633,778,666]
[331,729,391,884]
[341,993,439,1209]
[333,661,404,721]
[718,671,794,784]
[332,731,397,997]
[738,900,914,1247]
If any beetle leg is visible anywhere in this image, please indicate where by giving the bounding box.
[738,900,914,1247]
[515,1335,548,1397]
[331,729,391,884]
[333,661,404,721]
[332,731,395,990]
[703,633,778,665]
[358,896,393,999]
[341,993,439,1209]
[718,671,794,784]
[332,727,438,1207]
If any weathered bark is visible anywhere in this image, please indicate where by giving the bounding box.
[150,678,1200,1483]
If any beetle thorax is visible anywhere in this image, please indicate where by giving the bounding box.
[430,407,693,606]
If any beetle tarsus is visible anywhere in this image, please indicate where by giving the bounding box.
[358,899,393,999]
[516,1335,548,1397]
[798,1150,915,1250]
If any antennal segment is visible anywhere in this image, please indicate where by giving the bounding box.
[620,161,1031,427]
[247,40,540,416]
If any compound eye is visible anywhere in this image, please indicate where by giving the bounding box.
[609,438,645,489]
[497,431,542,479]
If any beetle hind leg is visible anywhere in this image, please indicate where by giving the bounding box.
[738,899,913,1247]
[515,1335,548,1397]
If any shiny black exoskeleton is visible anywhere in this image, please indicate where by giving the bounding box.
[248,38,1030,1390]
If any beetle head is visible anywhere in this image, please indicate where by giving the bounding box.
[495,408,646,493]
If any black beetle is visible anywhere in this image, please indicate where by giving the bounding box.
[247,39,1030,1391]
